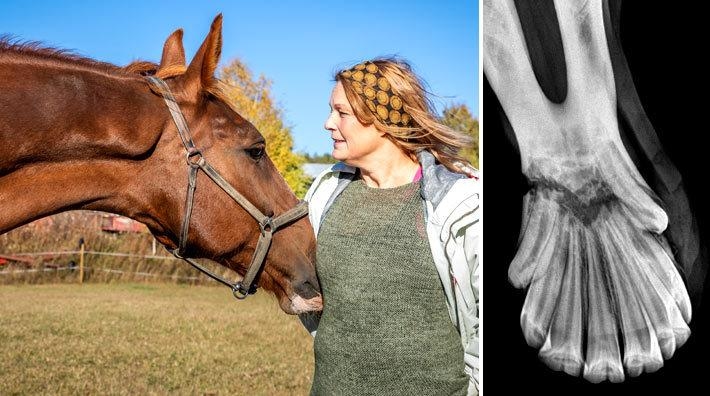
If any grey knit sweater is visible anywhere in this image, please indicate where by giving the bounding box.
[311,179,468,396]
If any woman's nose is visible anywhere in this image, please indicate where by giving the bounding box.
[324,112,336,131]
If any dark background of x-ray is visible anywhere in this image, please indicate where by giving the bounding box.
[483,1,710,394]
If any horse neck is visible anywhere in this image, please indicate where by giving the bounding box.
[0,61,168,233]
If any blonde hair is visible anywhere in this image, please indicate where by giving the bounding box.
[336,57,475,174]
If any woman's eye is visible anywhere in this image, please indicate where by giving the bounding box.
[246,147,265,160]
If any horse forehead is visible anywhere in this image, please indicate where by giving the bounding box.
[201,102,258,136]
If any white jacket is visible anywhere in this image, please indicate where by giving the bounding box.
[301,150,480,395]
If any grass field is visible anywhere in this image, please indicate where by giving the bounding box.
[0,283,314,395]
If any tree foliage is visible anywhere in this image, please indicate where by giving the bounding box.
[218,59,310,197]
[302,152,336,164]
[442,104,479,169]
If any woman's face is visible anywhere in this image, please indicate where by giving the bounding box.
[324,81,386,165]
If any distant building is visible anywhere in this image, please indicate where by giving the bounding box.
[101,214,147,234]
[19,211,147,234]
[303,163,333,179]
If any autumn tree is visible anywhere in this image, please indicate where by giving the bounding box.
[442,104,479,169]
[302,152,336,164]
[218,59,310,197]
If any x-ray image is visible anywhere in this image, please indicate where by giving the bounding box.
[483,0,709,393]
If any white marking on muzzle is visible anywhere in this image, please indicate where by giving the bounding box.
[290,295,323,314]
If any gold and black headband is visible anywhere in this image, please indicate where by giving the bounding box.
[339,62,412,126]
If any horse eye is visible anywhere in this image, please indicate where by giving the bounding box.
[246,146,265,160]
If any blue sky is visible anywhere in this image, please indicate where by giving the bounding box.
[0,0,479,155]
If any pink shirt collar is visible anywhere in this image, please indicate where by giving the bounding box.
[413,165,423,182]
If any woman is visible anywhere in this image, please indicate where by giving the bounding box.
[301,58,479,395]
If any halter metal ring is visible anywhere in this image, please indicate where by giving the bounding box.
[259,217,274,236]
[233,282,257,299]
[233,283,249,300]
[186,147,203,167]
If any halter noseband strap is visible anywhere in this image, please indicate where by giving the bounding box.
[147,76,309,300]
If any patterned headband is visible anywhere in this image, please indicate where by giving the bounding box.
[339,62,412,126]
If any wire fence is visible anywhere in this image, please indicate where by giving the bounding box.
[0,211,235,285]
[5,250,177,260]
[0,249,233,285]
[0,265,206,282]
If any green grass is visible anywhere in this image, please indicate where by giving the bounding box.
[0,283,314,395]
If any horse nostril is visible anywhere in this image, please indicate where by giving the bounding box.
[294,278,321,299]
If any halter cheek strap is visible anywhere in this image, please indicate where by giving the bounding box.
[147,76,309,299]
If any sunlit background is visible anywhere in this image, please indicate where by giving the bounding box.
[0,0,478,155]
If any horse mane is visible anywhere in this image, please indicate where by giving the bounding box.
[124,60,232,108]
[123,61,186,79]
[0,36,129,73]
[0,36,163,79]
[1,36,227,104]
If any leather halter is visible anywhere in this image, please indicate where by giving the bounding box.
[147,76,309,300]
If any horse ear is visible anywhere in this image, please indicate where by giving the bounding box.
[182,14,223,97]
[158,29,186,71]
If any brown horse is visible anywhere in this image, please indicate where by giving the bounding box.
[0,15,322,314]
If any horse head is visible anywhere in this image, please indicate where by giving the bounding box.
[0,15,320,314]
[135,16,321,314]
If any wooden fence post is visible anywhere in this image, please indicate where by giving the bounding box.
[79,241,85,284]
